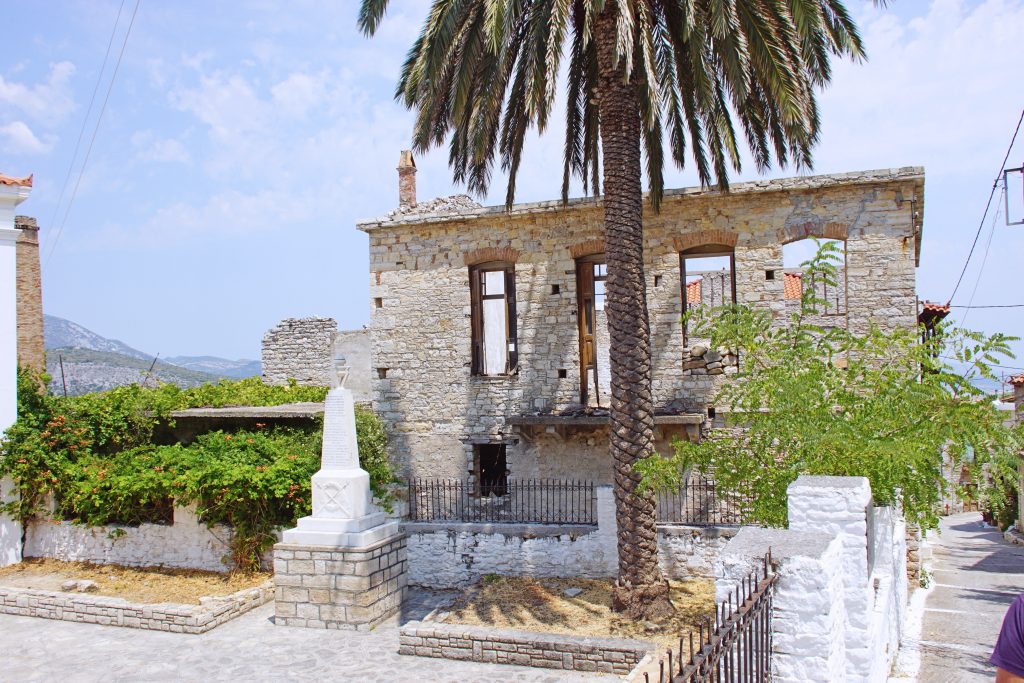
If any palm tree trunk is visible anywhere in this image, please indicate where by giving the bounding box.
[595,6,673,620]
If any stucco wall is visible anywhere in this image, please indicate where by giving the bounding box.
[716,475,909,683]
[359,168,923,482]
[23,505,262,572]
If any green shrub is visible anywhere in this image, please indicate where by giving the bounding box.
[1,369,393,571]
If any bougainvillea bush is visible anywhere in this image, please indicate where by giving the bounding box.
[1,372,395,570]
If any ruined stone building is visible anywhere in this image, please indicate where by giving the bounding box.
[357,157,925,486]
[261,317,372,403]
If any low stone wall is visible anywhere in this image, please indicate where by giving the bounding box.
[273,534,407,631]
[0,580,273,633]
[681,343,739,377]
[399,621,653,675]
[24,505,244,572]
[405,486,737,588]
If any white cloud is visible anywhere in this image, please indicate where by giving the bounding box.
[131,130,191,163]
[0,61,76,127]
[0,120,54,154]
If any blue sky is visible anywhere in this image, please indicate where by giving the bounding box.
[3,1,1023,388]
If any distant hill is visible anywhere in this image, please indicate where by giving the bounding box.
[46,348,222,396]
[42,315,262,395]
[44,314,150,360]
[164,355,260,379]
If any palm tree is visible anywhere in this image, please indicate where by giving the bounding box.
[359,0,869,619]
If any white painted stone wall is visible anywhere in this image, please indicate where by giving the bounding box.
[716,475,909,683]
[24,505,247,572]
[406,486,736,588]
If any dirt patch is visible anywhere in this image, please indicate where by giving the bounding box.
[445,576,716,651]
[0,558,269,605]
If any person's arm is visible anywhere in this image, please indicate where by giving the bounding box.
[997,667,1024,683]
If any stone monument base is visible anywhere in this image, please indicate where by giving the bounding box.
[273,532,407,631]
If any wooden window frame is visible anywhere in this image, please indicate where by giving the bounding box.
[679,245,737,347]
[469,261,518,376]
[576,255,606,405]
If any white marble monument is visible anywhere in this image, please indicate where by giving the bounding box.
[281,358,399,547]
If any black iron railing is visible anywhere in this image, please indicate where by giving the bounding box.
[655,473,753,526]
[647,552,777,683]
[407,478,596,525]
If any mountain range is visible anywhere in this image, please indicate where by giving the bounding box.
[43,314,260,395]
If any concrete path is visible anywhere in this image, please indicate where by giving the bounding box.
[0,588,612,682]
[917,512,1024,682]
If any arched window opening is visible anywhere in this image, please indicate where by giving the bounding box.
[680,245,736,346]
[782,238,846,316]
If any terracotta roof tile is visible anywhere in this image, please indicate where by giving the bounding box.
[0,173,32,187]
[1010,374,1024,386]
[920,300,950,314]
[783,272,802,300]
[685,278,701,304]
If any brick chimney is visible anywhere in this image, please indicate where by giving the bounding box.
[398,150,416,209]
[14,216,44,373]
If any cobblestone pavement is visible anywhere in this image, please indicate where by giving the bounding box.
[0,588,614,682]
[916,512,1024,682]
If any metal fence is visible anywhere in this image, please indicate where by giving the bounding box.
[655,474,753,526]
[407,478,596,525]
[647,552,777,683]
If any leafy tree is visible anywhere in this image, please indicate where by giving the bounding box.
[359,0,871,618]
[636,241,1023,530]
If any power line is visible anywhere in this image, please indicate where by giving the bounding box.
[950,304,1024,309]
[41,0,127,259]
[959,184,1003,328]
[44,0,142,265]
[947,107,1024,305]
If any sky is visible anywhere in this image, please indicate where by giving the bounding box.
[2,1,1023,389]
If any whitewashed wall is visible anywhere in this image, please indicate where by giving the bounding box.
[716,475,909,683]
[406,486,736,588]
[24,506,249,572]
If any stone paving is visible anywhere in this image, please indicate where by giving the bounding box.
[916,512,1024,682]
[0,588,614,682]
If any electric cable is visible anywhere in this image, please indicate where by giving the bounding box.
[44,0,142,265]
[947,107,1024,305]
[41,0,126,259]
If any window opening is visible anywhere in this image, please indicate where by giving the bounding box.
[475,444,508,497]
[782,238,846,316]
[470,263,518,375]
[576,256,610,406]
[680,246,736,346]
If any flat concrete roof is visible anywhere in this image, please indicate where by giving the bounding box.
[170,402,325,419]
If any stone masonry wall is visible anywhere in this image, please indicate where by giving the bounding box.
[15,215,44,372]
[0,581,273,633]
[273,534,407,631]
[399,621,652,675]
[359,168,923,482]
[262,317,339,387]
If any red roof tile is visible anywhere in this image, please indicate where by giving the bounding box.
[783,272,802,300]
[1010,374,1024,386]
[920,300,950,314]
[685,278,701,304]
[0,173,32,187]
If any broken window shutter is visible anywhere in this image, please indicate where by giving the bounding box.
[470,267,483,375]
[505,266,518,374]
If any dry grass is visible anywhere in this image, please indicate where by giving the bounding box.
[445,576,716,650]
[0,558,269,605]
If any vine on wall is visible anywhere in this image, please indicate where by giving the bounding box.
[1,371,395,571]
